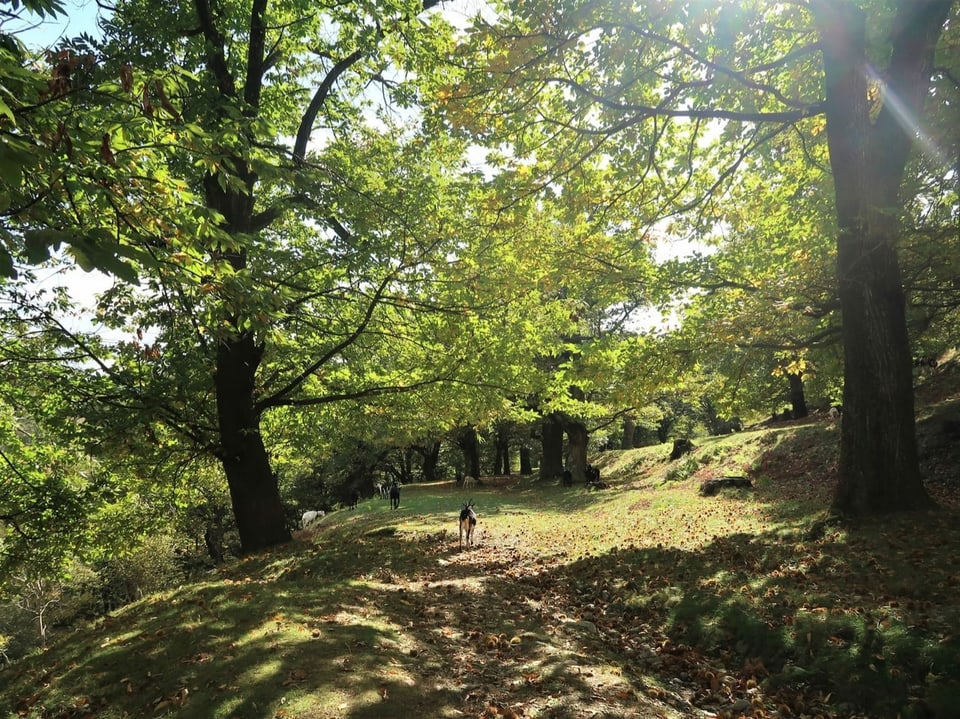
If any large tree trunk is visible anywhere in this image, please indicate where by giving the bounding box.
[656,415,672,444]
[399,447,415,485]
[539,413,564,481]
[622,415,636,449]
[787,373,808,419]
[417,440,441,482]
[493,423,512,475]
[519,439,533,474]
[813,0,949,514]
[457,426,482,480]
[192,0,311,553]
[565,420,589,484]
[215,335,290,551]
[204,140,292,551]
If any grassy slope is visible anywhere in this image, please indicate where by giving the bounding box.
[5,371,960,718]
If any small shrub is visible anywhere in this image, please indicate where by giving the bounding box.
[0,602,36,663]
[665,456,700,482]
[96,535,186,612]
[54,562,103,624]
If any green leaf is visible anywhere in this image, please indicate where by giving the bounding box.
[0,143,24,187]
[24,228,71,264]
[0,97,14,124]
[0,245,17,278]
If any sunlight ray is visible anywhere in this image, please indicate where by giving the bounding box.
[864,64,949,168]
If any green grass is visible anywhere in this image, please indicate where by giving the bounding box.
[4,423,960,718]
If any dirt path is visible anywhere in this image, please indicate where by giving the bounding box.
[364,533,705,719]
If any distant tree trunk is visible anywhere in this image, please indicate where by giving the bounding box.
[565,420,588,484]
[395,448,414,485]
[787,373,808,419]
[701,397,720,434]
[204,526,225,564]
[417,440,441,482]
[457,426,482,480]
[493,423,512,475]
[519,440,533,474]
[502,437,512,474]
[656,416,672,444]
[539,413,564,480]
[812,0,947,514]
[621,415,636,449]
[215,335,290,552]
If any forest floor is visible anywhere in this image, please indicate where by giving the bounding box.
[5,366,960,719]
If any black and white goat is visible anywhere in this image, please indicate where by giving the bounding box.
[458,500,478,550]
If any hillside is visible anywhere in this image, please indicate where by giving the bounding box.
[4,370,960,719]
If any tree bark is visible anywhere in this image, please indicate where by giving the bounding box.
[400,447,415,485]
[787,373,808,419]
[417,440,441,482]
[622,415,636,449]
[190,0,293,552]
[565,420,589,484]
[493,423,512,475]
[199,144,292,551]
[457,426,482,480]
[656,416,672,444]
[519,438,533,474]
[812,0,950,514]
[215,336,290,551]
[539,413,565,481]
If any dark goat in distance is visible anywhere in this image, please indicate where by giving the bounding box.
[459,500,477,550]
[389,481,400,510]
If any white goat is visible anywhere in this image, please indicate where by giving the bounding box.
[459,500,477,550]
[301,509,325,529]
[462,475,477,490]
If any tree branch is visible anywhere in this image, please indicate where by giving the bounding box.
[293,48,366,162]
[293,0,445,161]
[243,0,268,111]
[192,0,235,97]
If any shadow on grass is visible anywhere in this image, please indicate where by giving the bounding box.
[7,469,960,719]
[540,513,960,719]
[298,501,960,718]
